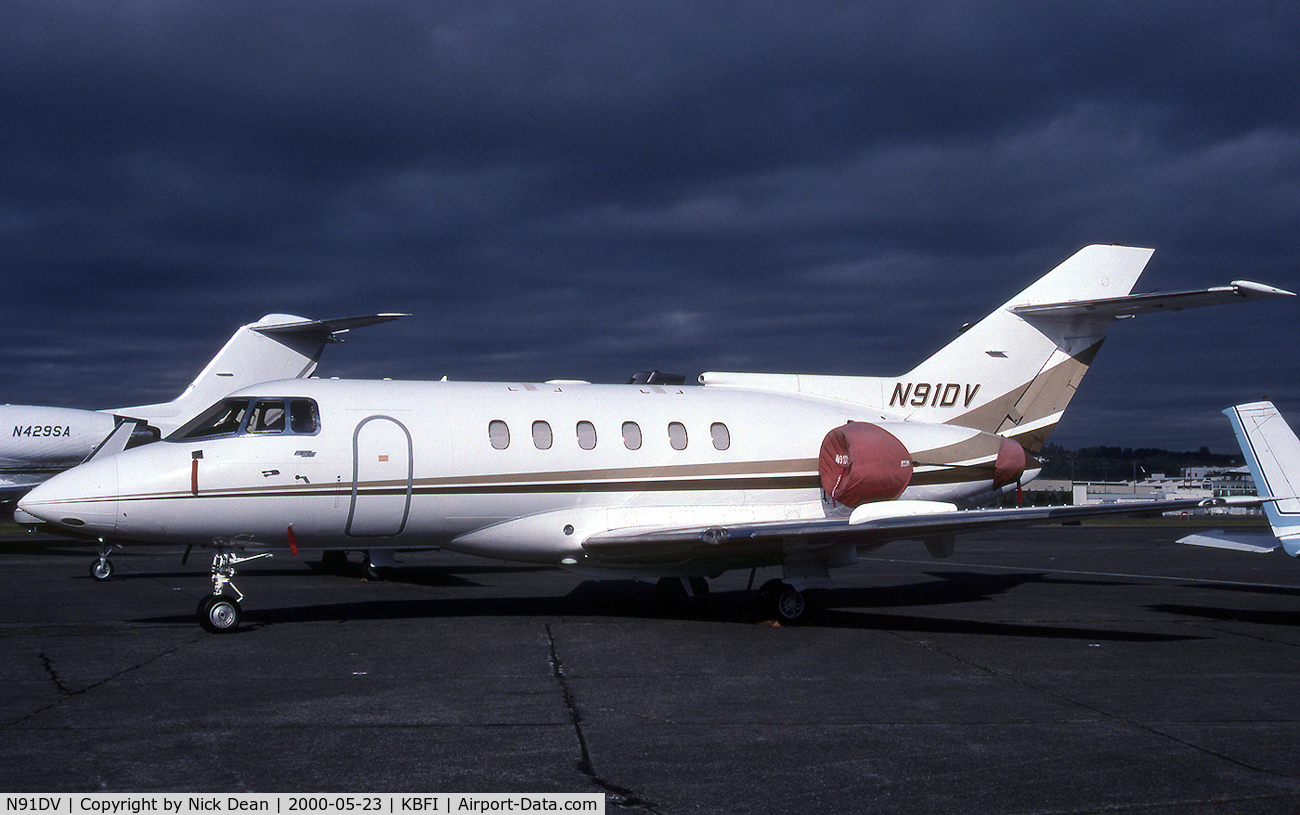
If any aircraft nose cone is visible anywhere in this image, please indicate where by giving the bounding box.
[17,457,119,535]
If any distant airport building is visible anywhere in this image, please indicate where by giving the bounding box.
[1058,466,1260,514]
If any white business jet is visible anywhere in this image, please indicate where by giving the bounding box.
[4,312,404,576]
[17,246,1292,630]
[1179,401,1300,556]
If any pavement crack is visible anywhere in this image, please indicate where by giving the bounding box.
[38,652,73,697]
[545,624,660,812]
[8,634,206,729]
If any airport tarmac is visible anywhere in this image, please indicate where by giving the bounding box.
[2,524,1299,813]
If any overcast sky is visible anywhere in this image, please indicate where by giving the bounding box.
[3,1,1298,452]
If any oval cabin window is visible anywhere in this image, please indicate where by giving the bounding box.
[489,420,510,450]
[532,420,553,450]
[576,421,597,450]
[622,421,642,450]
[668,422,688,450]
[710,422,730,450]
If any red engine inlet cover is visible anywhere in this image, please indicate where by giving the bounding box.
[993,436,1028,488]
[818,423,913,508]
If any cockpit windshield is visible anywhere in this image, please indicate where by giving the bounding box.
[169,398,319,440]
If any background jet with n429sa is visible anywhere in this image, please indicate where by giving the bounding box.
[3,312,403,576]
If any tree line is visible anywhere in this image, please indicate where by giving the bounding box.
[1036,443,1242,483]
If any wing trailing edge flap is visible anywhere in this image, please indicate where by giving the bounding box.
[581,496,1266,565]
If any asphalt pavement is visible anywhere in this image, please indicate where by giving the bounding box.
[2,524,1299,813]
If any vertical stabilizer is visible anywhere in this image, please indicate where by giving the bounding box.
[897,245,1154,449]
[111,313,404,435]
[699,244,1288,453]
[1224,401,1300,557]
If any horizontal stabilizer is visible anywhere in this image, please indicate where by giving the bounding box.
[1177,530,1281,554]
[1012,280,1294,319]
[253,313,409,341]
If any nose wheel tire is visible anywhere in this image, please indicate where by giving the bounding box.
[198,594,242,633]
[89,558,114,581]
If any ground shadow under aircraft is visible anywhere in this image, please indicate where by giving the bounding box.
[1149,603,1300,627]
[132,569,1199,642]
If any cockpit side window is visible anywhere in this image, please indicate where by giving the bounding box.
[171,399,251,439]
[290,399,318,434]
[247,400,286,433]
[167,397,320,440]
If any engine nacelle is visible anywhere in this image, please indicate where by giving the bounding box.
[992,434,1027,488]
[818,422,913,507]
[819,421,1029,507]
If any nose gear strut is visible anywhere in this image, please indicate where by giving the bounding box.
[197,545,272,633]
[89,538,122,581]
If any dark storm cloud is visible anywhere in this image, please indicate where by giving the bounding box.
[1,0,1297,450]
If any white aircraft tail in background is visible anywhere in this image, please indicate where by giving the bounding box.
[1180,401,1300,556]
[114,313,408,436]
[1,313,405,503]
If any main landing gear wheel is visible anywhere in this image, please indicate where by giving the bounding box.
[198,594,242,633]
[757,579,809,623]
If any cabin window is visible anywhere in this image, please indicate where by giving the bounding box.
[710,422,730,451]
[668,421,688,450]
[622,421,642,450]
[532,420,553,450]
[576,421,597,450]
[170,399,250,439]
[290,400,318,434]
[489,420,510,450]
[247,400,286,433]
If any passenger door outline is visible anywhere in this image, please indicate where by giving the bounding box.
[346,415,413,537]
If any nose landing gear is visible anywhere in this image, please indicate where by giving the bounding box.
[88,539,122,581]
[197,548,272,633]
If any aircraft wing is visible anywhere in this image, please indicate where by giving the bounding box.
[1011,280,1294,319]
[582,497,1263,566]
[0,473,50,501]
[253,313,409,342]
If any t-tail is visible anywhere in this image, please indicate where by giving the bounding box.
[702,245,1291,452]
[113,313,406,435]
[1223,401,1300,556]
